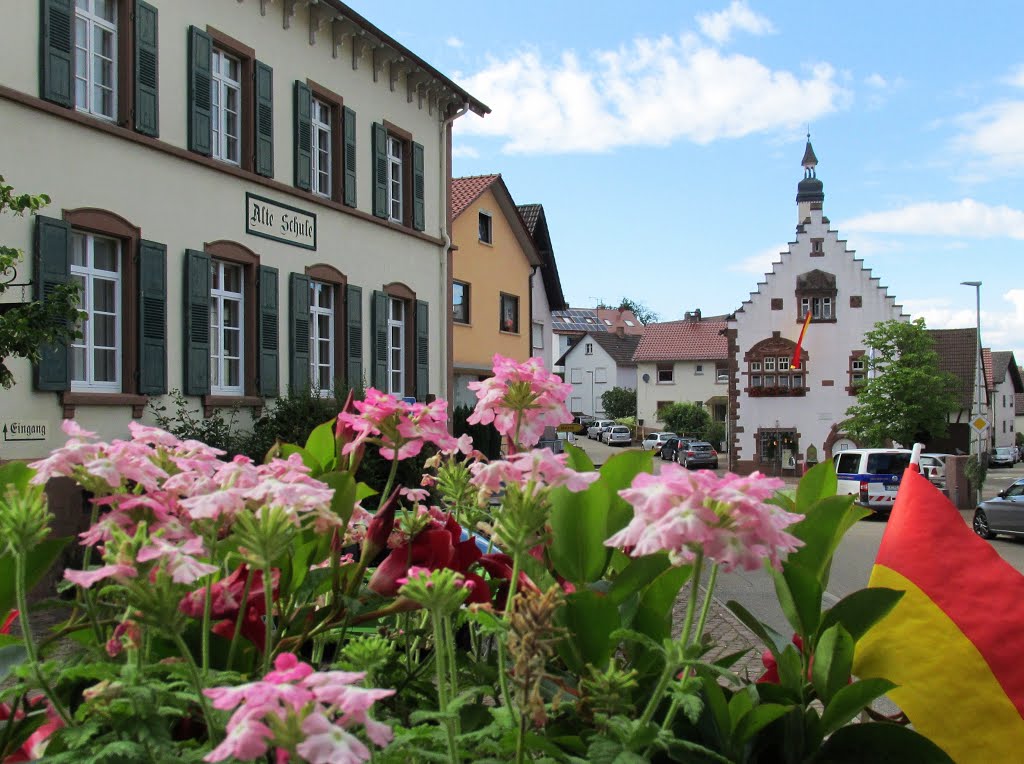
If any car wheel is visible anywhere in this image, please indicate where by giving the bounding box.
[973,509,995,540]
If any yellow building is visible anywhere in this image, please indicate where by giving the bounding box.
[450,175,541,406]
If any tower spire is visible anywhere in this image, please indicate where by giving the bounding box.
[796,134,824,222]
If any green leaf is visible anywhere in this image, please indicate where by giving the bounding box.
[699,671,731,746]
[733,702,793,743]
[727,684,756,731]
[319,471,358,528]
[0,643,27,683]
[608,553,674,606]
[548,479,611,584]
[563,442,595,472]
[811,722,955,763]
[811,624,854,704]
[820,678,896,735]
[817,588,904,643]
[303,419,337,473]
[0,461,33,492]
[598,448,653,535]
[776,644,804,690]
[0,537,70,616]
[795,461,838,514]
[725,600,790,655]
[772,563,822,637]
[556,589,619,671]
[786,495,869,586]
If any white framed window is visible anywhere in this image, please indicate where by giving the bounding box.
[852,359,865,372]
[70,232,121,391]
[750,361,762,372]
[585,343,593,355]
[751,374,762,387]
[778,356,791,370]
[387,296,405,397]
[311,98,332,198]
[764,357,776,372]
[387,135,403,223]
[500,294,519,333]
[802,295,833,319]
[695,364,704,375]
[210,260,244,395]
[792,374,803,388]
[595,367,608,384]
[74,0,117,120]
[716,364,729,382]
[532,321,543,350]
[211,48,242,165]
[309,280,334,394]
[657,363,674,383]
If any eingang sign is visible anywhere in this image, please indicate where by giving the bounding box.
[246,193,317,250]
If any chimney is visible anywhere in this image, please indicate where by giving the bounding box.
[616,325,624,338]
[694,308,702,321]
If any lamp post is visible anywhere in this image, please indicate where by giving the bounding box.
[961,280,983,503]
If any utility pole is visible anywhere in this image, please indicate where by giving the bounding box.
[961,281,983,503]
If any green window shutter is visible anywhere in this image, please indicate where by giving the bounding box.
[293,80,312,190]
[33,215,71,391]
[371,122,387,219]
[187,26,212,156]
[342,106,357,207]
[258,265,280,397]
[40,0,73,107]
[254,61,274,178]
[137,239,167,395]
[289,272,310,392]
[412,141,425,232]
[133,1,159,137]
[183,249,211,395]
[346,284,363,389]
[415,299,429,401]
[370,289,388,389]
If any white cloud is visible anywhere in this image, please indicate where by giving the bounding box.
[842,199,1024,239]
[728,244,786,274]
[696,1,776,45]
[456,36,846,154]
[904,290,1024,358]
[451,144,479,159]
[865,73,888,89]
[1003,64,1024,88]
[953,100,1024,168]
[445,36,464,49]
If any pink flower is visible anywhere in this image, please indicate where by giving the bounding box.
[606,465,802,573]
[296,713,371,764]
[64,563,138,589]
[136,536,218,584]
[467,355,571,449]
[336,389,459,462]
[469,448,599,501]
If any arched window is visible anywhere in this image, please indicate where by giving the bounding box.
[744,336,807,397]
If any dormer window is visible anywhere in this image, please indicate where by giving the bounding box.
[795,269,837,323]
[800,296,833,320]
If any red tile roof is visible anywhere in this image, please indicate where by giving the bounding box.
[451,174,500,219]
[596,308,645,335]
[983,348,994,391]
[632,319,729,362]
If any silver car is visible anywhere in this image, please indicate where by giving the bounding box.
[973,478,1024,539]
[919,453,949,488]
[604,425,633,446]
[587,420,615,440]
[990,447,1016,468]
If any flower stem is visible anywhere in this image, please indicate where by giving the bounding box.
[14,553,73,727]
[171,631,219,739]
[693,563,720,645]
[430,610,460,763]
[200,531,218,675]
[225,567,254,672]
[262,560,275,675]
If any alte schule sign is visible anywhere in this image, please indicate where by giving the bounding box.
[246,193,317,250]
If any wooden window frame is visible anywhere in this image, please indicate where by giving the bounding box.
[478,211,493,244]
[306,79,344,202]
[306,263,347,394]
[203,240,261,412]
[383,120,414,227]
[846,350,867,395]
[206,26,255,173]
[499,292,520,335]
[656,363,674,384]
[60,207,147,418]
[452,279,470,324]
[744,338,807,396]
[384,281,416,399]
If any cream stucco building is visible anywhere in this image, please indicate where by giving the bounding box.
[0,0,486,462]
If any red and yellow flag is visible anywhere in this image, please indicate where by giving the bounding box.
[791,310,811,369]
[853,466,1024,762]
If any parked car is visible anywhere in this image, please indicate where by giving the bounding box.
[680,441,719,470]
[587,420,615,440]
[641,432,677,452]
[972,478,1024,539]
[833,448,913,515]
[919,453,949,488]
[990,447,1016,468]
[660,437,685,462]
[604,425,633,447]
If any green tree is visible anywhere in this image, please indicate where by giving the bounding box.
[600,386,637,419]
[658,402,712,439]
[843,318,959,448]
[0,176,81,388]
[617,297,659,325]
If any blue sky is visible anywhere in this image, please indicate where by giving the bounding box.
[350,0,1024,359]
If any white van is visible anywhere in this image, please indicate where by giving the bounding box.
[833,448,913,514]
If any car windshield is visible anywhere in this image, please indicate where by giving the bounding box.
[866,453,912,475]
[995,448,1013,456]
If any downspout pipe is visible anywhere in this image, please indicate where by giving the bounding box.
[439,101,470,403]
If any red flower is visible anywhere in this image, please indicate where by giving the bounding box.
[0,698,64,761]
[179,565,279,652]
[1,610,17,635]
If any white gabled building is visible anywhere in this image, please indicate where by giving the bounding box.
[728,139,908,474]
[558,331,640,417]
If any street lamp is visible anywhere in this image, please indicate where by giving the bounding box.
[961,281,983,502]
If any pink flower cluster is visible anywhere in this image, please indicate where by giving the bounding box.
[606,465,803,573]
[467,355,572,449]
[336,388,470,461]
[469,448,600,501]
[204,653,394,763]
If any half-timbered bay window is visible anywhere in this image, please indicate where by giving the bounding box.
[70,232,121,390]
[34,212,167,416]
[795,269,838,323]
[209,260,244,395]
[745,337,806,396]
[74,0,117,120]
[372,123,425,231]
[41,0,160,135]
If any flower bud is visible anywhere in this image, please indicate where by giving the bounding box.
[0,483,52,556]
[361,487,401,561]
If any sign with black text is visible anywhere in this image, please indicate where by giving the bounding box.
[246,193,317,250]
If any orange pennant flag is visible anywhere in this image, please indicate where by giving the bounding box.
[791,310,811,369]
[853,466,1024,762]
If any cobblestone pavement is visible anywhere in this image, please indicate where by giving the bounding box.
[670,586,766,681]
